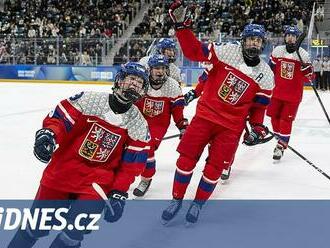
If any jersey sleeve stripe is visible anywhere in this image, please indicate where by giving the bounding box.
[201,43,210,57]
[171,99,185,108]
[270,57,276,65]
[122,150,148,164]
[254,95,270,105]
[256,91,272,98]
[200,70,209,81]
[58,102,76,125]
[126,145,150,151]
[52,107,74,131]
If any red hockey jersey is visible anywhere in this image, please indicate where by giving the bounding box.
[135,77,185,139]
[270,45,311,103]
[176,29,274,132]
[40,91,150,195]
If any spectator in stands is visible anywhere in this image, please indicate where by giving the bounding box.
[0,0,142,65]
[322,56,329,91]
[81,51,92,66]
[316,4,324,22]
[313,57,322,90]
[0,0,315,66]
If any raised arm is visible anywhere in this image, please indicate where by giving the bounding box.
[169,0,218,63]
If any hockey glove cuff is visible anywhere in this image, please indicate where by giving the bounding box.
[301,64,313,80]
[184,89,197,105]
[33,128,56,163]
[176,118,188,139]
[104,190,128,223]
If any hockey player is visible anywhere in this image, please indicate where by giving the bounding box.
[140,38,183,85]
[133,54,188,197]
[161,0,274,225]
[184,64,232,181]
[267,26,313,161]
[7,62,150,248]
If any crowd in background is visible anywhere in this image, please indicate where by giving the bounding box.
[0,0,142,64]
[114,0,316,64]
[0,0,327,67]
[313,56,330,91]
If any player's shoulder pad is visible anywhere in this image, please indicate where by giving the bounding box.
[256,60,275,90]
[123,105,151,143]
[213,42,241,61]
[169,62,180,71]
[271,45,286,58]
[69,91,109,115]
[169,63,182,81]
[162,77,182,98]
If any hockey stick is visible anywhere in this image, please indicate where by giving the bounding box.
[92,182,114,215]
[295,32,330,125]
[146,38,158,56]
[269,131,330,180]
[162,133,181,140]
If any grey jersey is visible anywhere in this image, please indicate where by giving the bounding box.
[213,43,274,90]
[271,45,311,64]
[69,91,150,142]
[139,56,183,83]
[147,77,182,98]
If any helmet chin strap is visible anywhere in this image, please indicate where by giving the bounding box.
[150,83,162,90]
[167,57,176,63]
[150,75,166,90]
[122,89,142,102]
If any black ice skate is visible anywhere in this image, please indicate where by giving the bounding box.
[221,166,232,180]
[185,201,203,226]
[273,144,284,160]
[161,199,182,225]
[133,178,152,197]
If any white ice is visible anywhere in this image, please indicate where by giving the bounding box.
[0,82,329,200]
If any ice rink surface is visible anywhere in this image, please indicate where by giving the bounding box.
[1,82,329,200]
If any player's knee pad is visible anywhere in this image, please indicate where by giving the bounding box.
[177,154,197,172]
[203,163,224,181]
